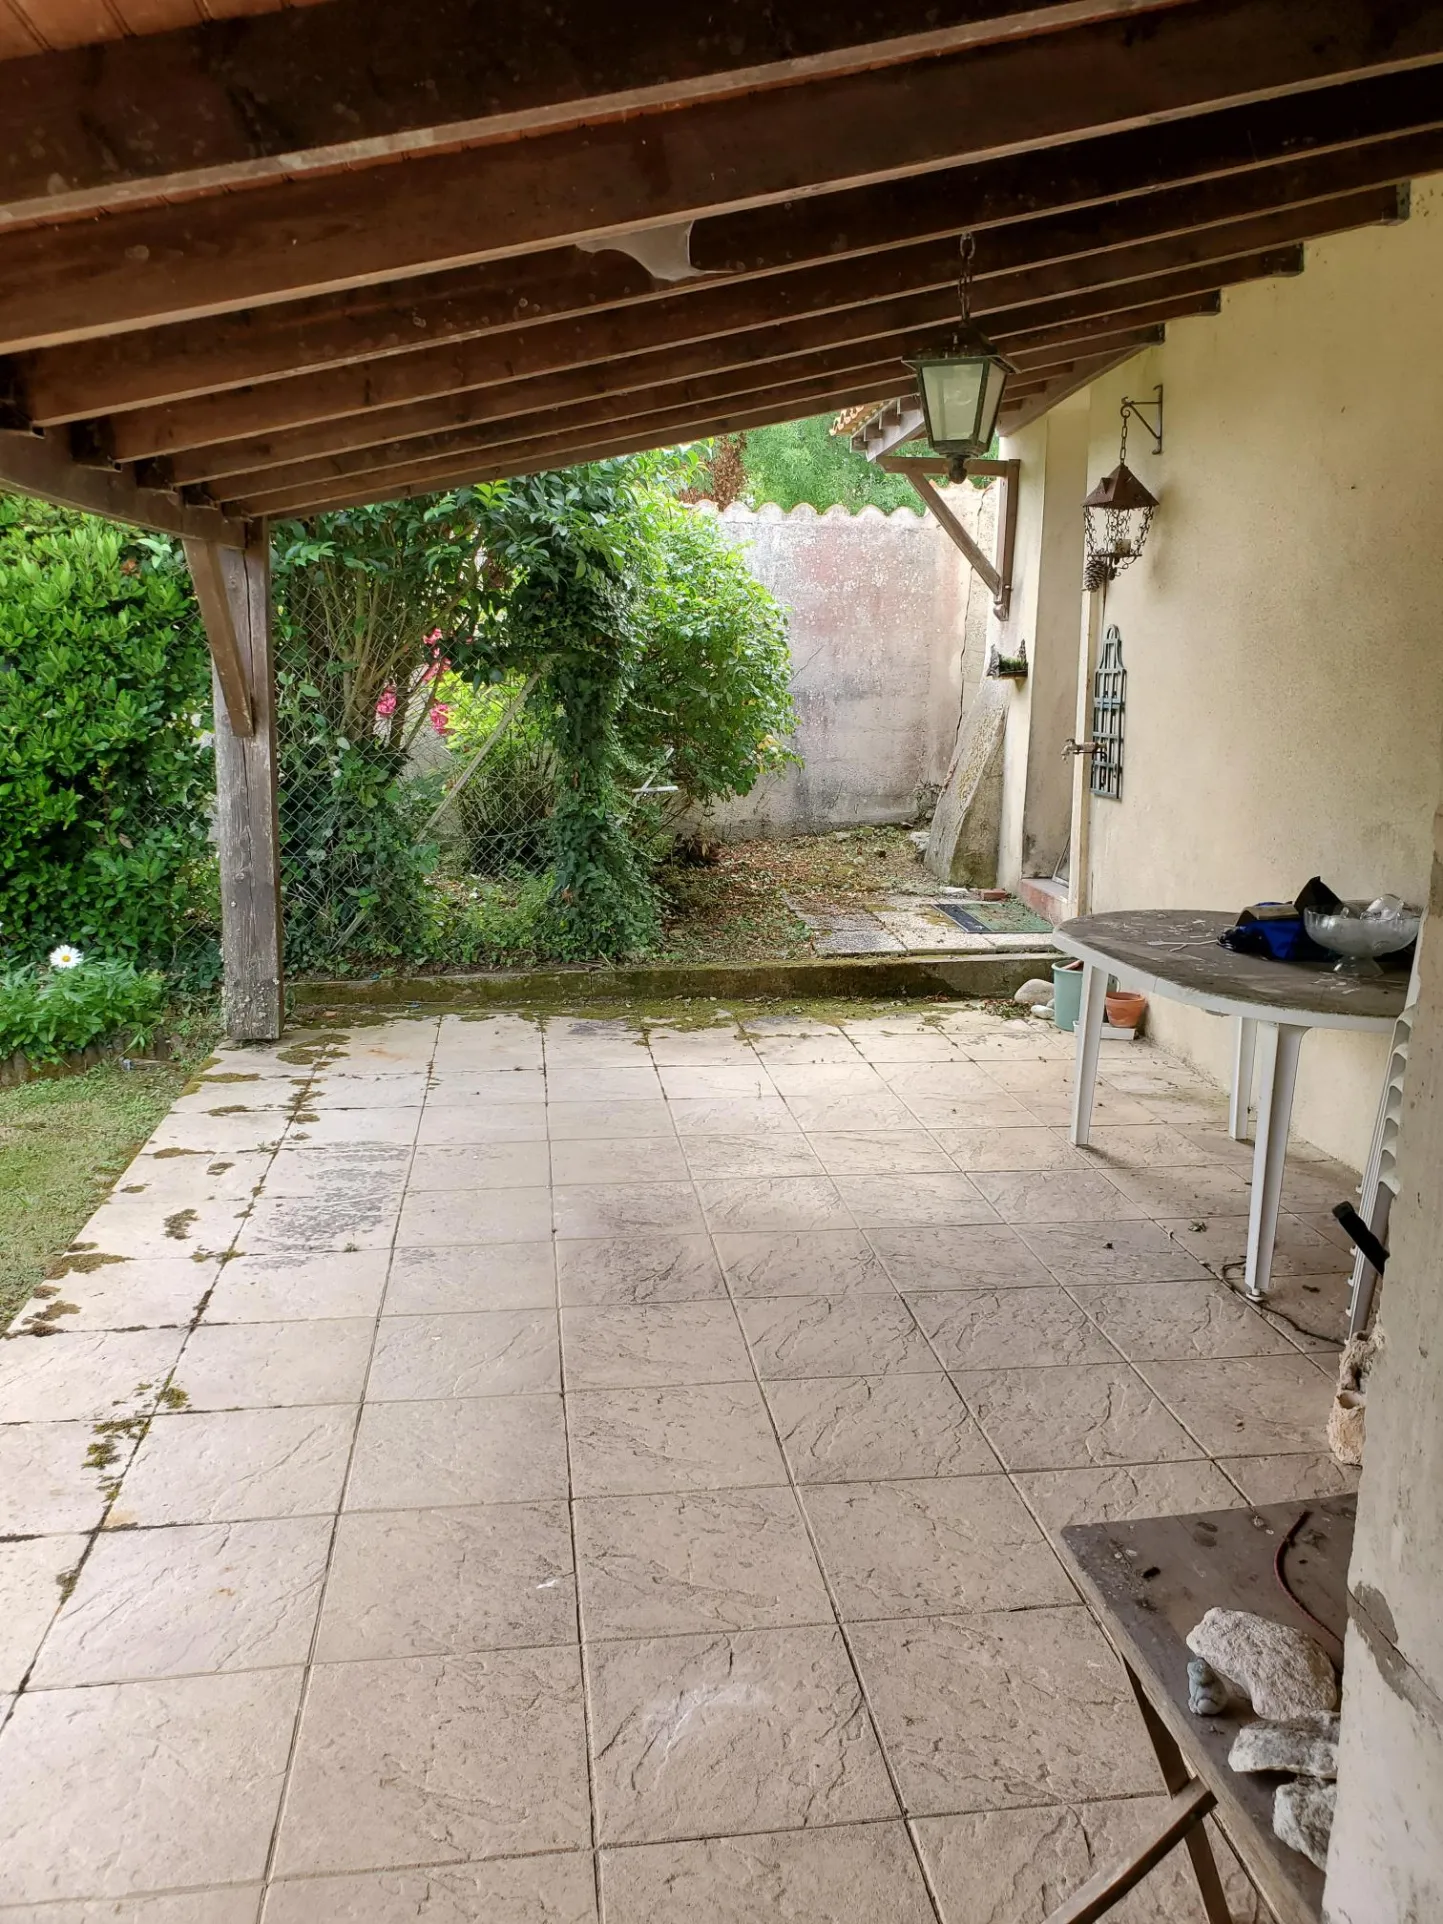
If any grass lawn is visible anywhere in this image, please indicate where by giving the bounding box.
[0,1032,216,1332]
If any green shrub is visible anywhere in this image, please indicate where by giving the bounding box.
[0,498,218,978]
[0,958,168,1065]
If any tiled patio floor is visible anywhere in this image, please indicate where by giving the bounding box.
[0,1004,1360,1921]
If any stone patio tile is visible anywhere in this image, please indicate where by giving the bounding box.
[1139,1353,1336,1455]
[553,1182,704,1239]
[906,1287,1119,1369]
[646,1029,756,1065]
[398,1141,551,1191]
[657,1064,777,1100]
[782,1090,924,1132]
[978,1060,1076,1094]
[327,1025,437,1069]
[1019,1090,1158,1127]
[8,1257,215,1336]
[0,1424,114,1536]
[317,1503,576,1660]
[1250,1270,1350,1352]
[766,1062,889,1098]
[600,1822,934,1923]
[1216,1452,1360,1504]
[241,1191,399,1253]
[1069,1278,1297,1360]
[697,1177,851,1233]
[168,1079,304,1116]
[546,1098,676,1139]
[561,1303,751,1388]
[0,1329,181,1424]
[878,1064,1007,1101]
[274,1648,589,1875]
[435,1011,544,1058]
[1158,1212,1350,1281]
[345,1395,568,1510]
[806,1130,954,1174]
[203,1250,390,1323]
[1103,1165,1253,1218]
[586,1626,897,1844]
[668,1096,803,1135]
[574,1488,831,1638]
[146,1110,290,1156]
[287,1106,424,1147]
[765,1374,999,1483]
[0,1891,263,1922]
[545,1066,663,1103]
[738,1296,938,1378]
[397,1185,551,1247]
[413,1102,547,1145]
[967,1170,1146,1224]
[65,1196,246,1260]
[680,1133,825,1178]
[916,1799,1267,1924]
[249,1145,410,1203]
[803,1477,1073,1619]
[930,1126,1085,1172]
[307,1073,431,1109]
[1017,1220,1211,1285]
[837,1173,998,1228]
[953,1364,1203,1472]
[716,1229,894,1298]
[125,1148,273,1201]
[868,1223,1055,1292]
[385,1242,557,1314]
[114,1407,354,1527]
[0,1668,301,1903]
[175,1319,374,1409]
[555,1234,723,1307]
[1079,1122,1220,1170]
[849,1031,965,1062]
[32,1519,330,1686]
[0,1536,85,1690]
[369,1311,559,1399]
[263,1858,596,1924]
[549,1136,687,1184]
[566,1383,785,1497]
[908,1098,1057,1144]
[425,1070,547,1105]
[1016,1461,1245,1538]
[749,1033,861,1064]
[851,1606,1156,1814]
[543,1021,649,1063]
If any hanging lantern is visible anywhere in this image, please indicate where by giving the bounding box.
[907,235,1013,480]
[1082,462,1159,592]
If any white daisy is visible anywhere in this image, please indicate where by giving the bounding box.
[48,945,84,970]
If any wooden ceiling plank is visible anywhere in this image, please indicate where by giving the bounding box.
[2,0,1442,350]
[160,175,1397,486]
[999,344,1149,432]
[996,290,1219,350]
[211,354,919,501]
[0,0,1181,223]
[226,375,921,517]
[105,190,1391,463]
[20,84,1443,425]
[1006,322,1166,370]
[0,422,247,541]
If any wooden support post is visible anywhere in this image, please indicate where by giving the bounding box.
[186,523,283,1042]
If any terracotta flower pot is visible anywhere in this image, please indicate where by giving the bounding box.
[1105,989,1147,1031]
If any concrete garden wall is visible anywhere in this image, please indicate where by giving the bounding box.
[696,495,993,838]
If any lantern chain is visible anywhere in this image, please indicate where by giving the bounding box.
[958,232,976,325]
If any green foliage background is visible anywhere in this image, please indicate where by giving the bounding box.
[0,497,218,978]
[736,415,925,514]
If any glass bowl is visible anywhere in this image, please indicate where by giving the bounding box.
[1303,898,1421,977]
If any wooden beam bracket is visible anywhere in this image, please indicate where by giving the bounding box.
[882,456,1021,620]
[183,536,255,737]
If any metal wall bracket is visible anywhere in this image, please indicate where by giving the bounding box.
[1120,383,1164,456]
[876,453,1020,620]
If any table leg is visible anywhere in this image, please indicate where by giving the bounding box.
[1244,1022,1304,1301]
[1229,1017,1257,1142]
[1124,1667,1234,1924]
[1070,964,1107,1148]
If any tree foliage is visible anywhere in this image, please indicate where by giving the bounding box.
[0,497,217,975]
[733,415,926,514]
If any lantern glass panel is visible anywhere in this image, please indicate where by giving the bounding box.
[920,357,986,450]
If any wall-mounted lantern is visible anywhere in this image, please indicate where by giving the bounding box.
[907,235,1014,481]
[1082,388,1162,593]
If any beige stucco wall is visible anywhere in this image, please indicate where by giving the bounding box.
[1056,178,1443,1168]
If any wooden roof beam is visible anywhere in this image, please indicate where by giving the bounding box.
[225,377,921,518]
[18,83,1443,425]
[107,189,1396,463]
[0,0,1179,225]
[0,425,247,545]
[1,0,1440,351]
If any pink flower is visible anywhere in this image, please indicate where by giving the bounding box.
[375,688,397,718]
[429,702,451,736]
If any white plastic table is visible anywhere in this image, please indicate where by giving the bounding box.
[1055,909,1405,1298]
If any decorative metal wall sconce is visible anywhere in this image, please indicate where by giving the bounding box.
[1082,387,1162,593]
[1120,384,1163,456]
